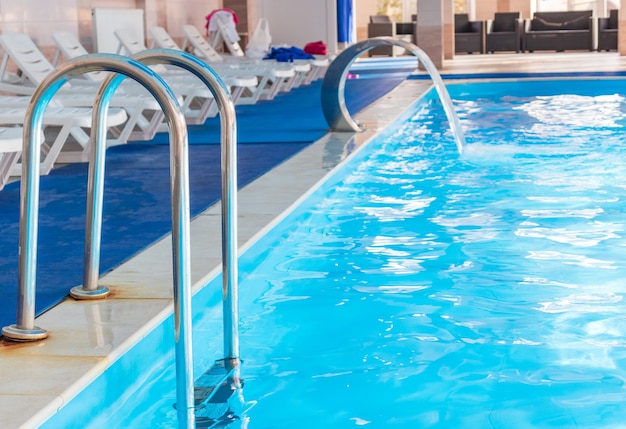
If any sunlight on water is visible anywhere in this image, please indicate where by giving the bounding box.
[89,79,626,429]
[516,94,625,129]
[224,82,626,428]
[460,141,525,163]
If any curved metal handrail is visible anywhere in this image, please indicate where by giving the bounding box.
[133,50,240,364]
[0,53,196,428]
[76,48,240,362]
[70,48,240,426]
[321,37,466,154]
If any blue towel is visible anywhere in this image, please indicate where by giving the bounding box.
[264,46,315,62]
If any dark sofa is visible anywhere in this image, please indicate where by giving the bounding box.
[524,10,594,52]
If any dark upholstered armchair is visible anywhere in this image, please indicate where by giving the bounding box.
[455,14,484,54]
[367,15,411,57]
[486,12,522,53]
[598,9,618,51]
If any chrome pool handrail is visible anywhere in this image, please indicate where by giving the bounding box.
[321,37,467,155]
[0,54,196,428]
[75,49,239,363]
[70,48,239,427]
[126,49,239,362]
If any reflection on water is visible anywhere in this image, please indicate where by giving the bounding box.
[104,80,626,428]
[233,81,626,428]
[516,94,625,129]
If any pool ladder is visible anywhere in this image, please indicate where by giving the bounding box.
[0,49,240,429]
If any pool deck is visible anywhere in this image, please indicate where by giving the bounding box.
[436,50,626,76]
[2,50,626,428]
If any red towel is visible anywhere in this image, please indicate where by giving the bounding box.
[205,8,239,35]
[304,40,327,56]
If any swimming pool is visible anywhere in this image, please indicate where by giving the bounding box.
[43,77,626,428]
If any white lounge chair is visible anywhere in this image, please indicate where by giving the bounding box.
[181,24,312,93]
[114,27,260,114]
[0,32,162,143]
[207,14,330,85]
[151,26,296,103]
[52,30,222,127]
[0,104,127,176]
[0,127,24,190]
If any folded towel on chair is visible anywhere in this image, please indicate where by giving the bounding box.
[304,41,327,56]
[205,8,240,41]
[264,46,315,62]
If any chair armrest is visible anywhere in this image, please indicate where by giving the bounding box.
[524,19,533,32]
[598,17,610,31]
[486,19,494,34]
[396,22,414,35]
[469,21,483,33]
[367,22,396,38]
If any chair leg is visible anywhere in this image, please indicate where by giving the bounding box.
[0,151,19,190]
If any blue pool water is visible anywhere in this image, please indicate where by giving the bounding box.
[47,78,626,428]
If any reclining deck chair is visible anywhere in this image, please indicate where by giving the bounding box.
[243,18,330,86]
[114,27,259,119]
[0,32,158,144]
[0,127,25,189]
[207,14,329,85]
[0,103,126,176]
[0,34,128,175]
[155,25,296,103]
[0,127,48,189]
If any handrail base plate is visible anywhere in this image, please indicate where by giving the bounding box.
[1,324,48,341]
[69,285,111,300]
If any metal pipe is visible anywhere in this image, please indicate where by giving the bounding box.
[0,78,67,341]
[129,49,240,362]
[127,48,240,423]
[0,53,195,428]
[74,73,126,301]
[80,48,240,362]
[75,48,239,426]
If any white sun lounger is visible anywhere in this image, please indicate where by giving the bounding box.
[179,25,311,100]
[151,25,296,103]
[0,127,25,190]
[0,104,127,176]
[0,32,163,142]
[0,127,51,190]
[208,15,330,85]
[50,30,222,132]
[113,27,260,115]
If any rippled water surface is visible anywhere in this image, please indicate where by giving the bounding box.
[99,79,626,428]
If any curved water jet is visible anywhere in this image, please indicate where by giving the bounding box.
[321,37,466,155]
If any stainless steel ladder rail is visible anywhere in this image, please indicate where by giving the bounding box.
[321,37,467,154]
[0,54,197,428]
[74,48,240,364]
[136,50,240,365]
[70,48,241,426]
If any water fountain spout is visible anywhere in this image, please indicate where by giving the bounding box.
[321,37,466,155]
